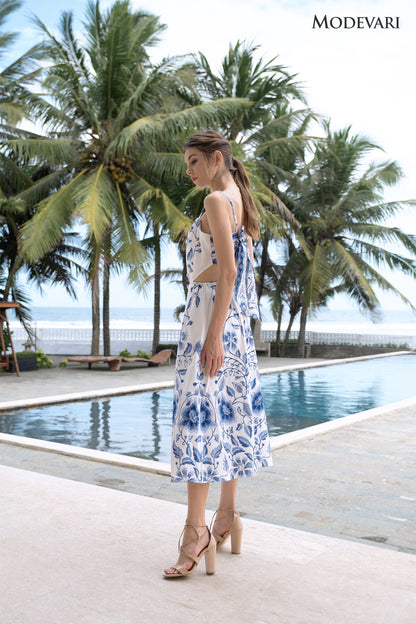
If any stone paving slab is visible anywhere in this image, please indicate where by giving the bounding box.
[1,465,415,624]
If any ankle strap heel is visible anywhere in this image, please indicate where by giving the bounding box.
[210,509,243,554]
[164,524,216,578]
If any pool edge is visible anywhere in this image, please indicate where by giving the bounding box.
[0,432,171,476]
[269,395,416,451]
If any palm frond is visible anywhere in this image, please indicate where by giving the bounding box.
[130,175,191,236]
[111,183,150,287]
[72,166,115,243]
[20,173,83,261]
[349,237,416,275]
[109,98,252,154]
[301,243,334,308]
[5,137,77,164]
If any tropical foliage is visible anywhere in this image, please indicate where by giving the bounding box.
[0,0,82,332]
[266,124,416,355]
[1,0,415,359]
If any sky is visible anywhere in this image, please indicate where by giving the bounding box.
[4,0,416,311]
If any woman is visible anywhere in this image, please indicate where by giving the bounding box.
[164,131,272,578]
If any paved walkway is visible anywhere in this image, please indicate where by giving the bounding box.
[1,356,416,622]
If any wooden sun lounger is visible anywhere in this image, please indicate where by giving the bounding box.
[121,349,175,367]
[67,349,175,371]
[67,356,122,371]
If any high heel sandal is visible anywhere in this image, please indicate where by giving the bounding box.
[163,523,216,578]
[211,508,243,554]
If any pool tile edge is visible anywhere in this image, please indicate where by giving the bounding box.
[0,380,175,412]
[0,432,171,476]
[269,395,416,451]
[260,350,413,376]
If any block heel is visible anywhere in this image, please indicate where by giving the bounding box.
[211,509,243,554]
[230,525,243,554]
[204,533,216,574]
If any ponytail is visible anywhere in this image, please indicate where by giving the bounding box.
[184,131,261,239]
[231,157,260,240]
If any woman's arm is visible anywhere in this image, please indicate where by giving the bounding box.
[247,236,254,264]
[200,193,237,378]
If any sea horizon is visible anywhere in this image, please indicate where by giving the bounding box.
[8,305,416,336]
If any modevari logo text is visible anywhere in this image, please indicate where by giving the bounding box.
[313,16,400,29]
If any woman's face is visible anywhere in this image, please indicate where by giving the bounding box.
[184,147,214,188]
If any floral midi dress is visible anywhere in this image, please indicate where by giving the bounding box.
[171,191,272,482]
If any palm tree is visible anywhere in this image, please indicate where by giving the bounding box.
[0,0,46,129]
[0,0,82,333]
[284,123,416,355]
[248,101,319,303]
[13,1,247,354]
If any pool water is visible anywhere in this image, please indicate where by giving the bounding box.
[1,354,415,463]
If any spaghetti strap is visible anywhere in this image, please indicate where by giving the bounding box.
[217,190,238,232]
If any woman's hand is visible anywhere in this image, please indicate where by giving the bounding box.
[201,333,224,378]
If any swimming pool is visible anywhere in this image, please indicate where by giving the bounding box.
[1,354,415,463]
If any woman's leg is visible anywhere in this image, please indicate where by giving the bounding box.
[214,478,238,536]
[164,482,210,575]
[218,477,238,510]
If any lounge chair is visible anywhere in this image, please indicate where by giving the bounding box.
[67,349,175,371]
[121,348,175,367]
[67,356,122,371]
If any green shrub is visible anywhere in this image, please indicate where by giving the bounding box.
[15,350,36,358]
[136,349,150,359]
[36,350,53,368]
[119,348,133,358]
[119,348,151,359]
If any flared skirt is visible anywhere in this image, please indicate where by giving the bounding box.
[171,282,273,483]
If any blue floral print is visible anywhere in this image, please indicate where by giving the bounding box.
[171,282,272,483]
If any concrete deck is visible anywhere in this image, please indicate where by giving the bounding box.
[1,356,416,623]
[1,464,415,624]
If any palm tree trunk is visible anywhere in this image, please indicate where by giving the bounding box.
[91,267,100,355]
[103,256,110,356]
[298,304,308,357]
[257,233,269,301]
[275,304,283,357]
[281,311,296,356]
[152,223,161,354]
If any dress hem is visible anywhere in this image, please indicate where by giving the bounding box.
[170,457,273,484]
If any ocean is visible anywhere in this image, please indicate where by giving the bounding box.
[9,305,416,336]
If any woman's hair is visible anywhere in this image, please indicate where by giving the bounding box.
[184,131,260,239]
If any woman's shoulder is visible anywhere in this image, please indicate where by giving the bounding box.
[204,190,225,206]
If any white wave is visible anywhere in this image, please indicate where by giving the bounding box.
[8,319,416,336]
